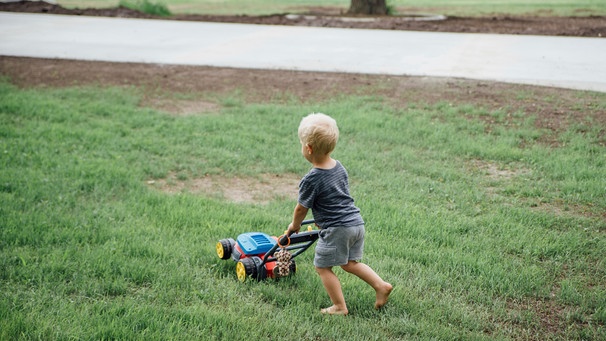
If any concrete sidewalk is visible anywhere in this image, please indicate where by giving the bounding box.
[1,12,605,92]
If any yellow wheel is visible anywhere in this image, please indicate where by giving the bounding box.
[236,261,247,282]
[216,241,224,259]
[236,257,266,282]
[216,238,235,260]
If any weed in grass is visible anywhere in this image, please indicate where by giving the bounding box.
[119,0,171,16]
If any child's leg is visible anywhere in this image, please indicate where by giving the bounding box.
[340,261,393,309]
[316,266,348,315]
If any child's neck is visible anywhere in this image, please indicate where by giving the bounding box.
[312,155,336,170]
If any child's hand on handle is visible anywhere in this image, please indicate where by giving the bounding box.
[287,223,301,236]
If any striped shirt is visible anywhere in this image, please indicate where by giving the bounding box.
[298,161,364,229]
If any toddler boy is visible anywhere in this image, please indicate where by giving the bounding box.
[287,113,392,315]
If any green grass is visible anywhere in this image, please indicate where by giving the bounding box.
[1,78,605,340]
[57,0,606,16]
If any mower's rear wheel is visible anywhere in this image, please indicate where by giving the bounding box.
[236,257,266,282]
[216,238,235,260]
[289,259,297,276]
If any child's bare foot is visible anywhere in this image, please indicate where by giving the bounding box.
[374,282,393,309]
[320,305,348,316]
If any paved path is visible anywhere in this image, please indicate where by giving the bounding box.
[1,12,605,92]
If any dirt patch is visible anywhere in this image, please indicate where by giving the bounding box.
[145,98,221,116]
[1,1,605,37]
[468,160,604,222]
[501,297,570,339]
[147,173,299,204]
[469,159,531,182]
[468,159,530,202]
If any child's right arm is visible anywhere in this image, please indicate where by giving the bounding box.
[287,203,309,236]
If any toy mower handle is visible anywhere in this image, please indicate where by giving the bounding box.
[280,219,315,246]
[301,219,315,226]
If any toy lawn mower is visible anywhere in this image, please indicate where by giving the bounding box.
[216,219,319,282]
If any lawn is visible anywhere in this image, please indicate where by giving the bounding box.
[1,70,605,340]
[2,1,606,339]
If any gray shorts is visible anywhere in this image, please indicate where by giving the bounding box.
[314,224,365,268]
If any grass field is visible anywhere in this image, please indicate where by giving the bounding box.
[57,0,606,16]
[1,73,605,340]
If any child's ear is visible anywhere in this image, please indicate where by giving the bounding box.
[306,144,313,154]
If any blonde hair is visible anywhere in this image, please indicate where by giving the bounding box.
[298,113,339,155]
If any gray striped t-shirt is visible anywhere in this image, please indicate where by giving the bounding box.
[298,161,364,229]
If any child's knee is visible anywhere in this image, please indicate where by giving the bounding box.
[340,260,358,272]
[316,266,332,275]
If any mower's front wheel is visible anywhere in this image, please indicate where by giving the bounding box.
[216,238,235,260]
[236,257,266,282]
